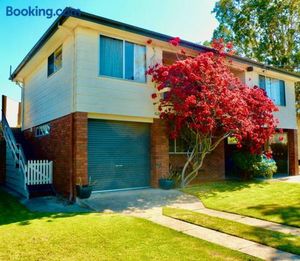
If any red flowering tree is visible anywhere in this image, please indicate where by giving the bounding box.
[147,39,278,187]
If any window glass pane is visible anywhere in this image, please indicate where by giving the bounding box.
[47,46,62,76]
[261,76,286,106]
[169,139,175,153]
[279,80,286,106]
[54,47,62,71]
[100,36,123,78]
[272,79,281,105]
[134,44,146,82]
[125,42,134,80]
[265,77,272,98]
[35,124,51,137]
[47,53,54,76]
[259,75,266,90]
[175,136,190,153]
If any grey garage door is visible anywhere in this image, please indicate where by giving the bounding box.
[88,119,151,191]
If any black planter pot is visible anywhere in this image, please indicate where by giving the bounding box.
[159,179,174,190]
[76,185,93,199]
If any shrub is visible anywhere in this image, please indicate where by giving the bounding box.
[233,151,277,179]
[252,155,277,178]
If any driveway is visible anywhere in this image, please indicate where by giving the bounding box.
[78,188,201,213]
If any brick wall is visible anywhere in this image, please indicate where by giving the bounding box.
[288,129,299,176]
[23,112,88,198]
[72,112,88,185]
[150,119,225,186]
[150,119,169,187]
[170,141,225,183]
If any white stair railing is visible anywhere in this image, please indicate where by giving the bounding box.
[1,112,53,197]
[1,112,28,195]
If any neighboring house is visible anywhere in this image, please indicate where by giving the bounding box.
[1,8,299,199]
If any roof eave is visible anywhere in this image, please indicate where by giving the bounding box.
[10,7,300,82]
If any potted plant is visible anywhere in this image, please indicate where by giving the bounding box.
[76,177,94,199]
[159,165,177,190]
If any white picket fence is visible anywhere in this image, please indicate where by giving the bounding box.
[26,160,53,185]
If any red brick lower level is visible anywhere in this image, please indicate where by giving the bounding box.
[23,112,87,200]
[288,129,298,175]
[19,114,299,199]
[150,119,169,187]
[170,142,225,183]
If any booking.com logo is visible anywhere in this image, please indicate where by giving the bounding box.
[6,6,81,19]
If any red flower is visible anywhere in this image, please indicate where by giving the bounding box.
[151,93,157,99]
[147,39,278,154]
[146,39,153,45]
[265,150,273,159]
[162,71,169,77]
[226,42,233,49]
[279,136,284,141]
[169,37,180,46]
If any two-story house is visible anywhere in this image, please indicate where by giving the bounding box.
[4,8,299,199]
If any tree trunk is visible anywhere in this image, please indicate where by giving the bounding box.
[180,133,230,188]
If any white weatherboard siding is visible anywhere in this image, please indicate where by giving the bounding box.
[19,23,298,129]
[74,27,156,119]
[245,71,298,130]
[22,36,74,130]
[274,80,298,129]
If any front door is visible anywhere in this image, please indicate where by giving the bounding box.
[270,133,288,174]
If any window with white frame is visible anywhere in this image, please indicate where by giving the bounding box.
[259,75,286,106]
[99,35,146,82]
[47,46,62,77]
[35,123,51,137]
[169,137,190,154]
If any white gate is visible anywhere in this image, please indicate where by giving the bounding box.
[26,160,53,185]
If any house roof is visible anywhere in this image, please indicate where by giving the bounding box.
[10,7,300,81]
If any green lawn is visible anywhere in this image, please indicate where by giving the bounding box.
[183,181,300,227]
[164,207,300,255]
[0,190,260,261]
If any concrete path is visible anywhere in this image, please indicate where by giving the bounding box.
[170,201,300,237]
[81,189,300,260]
[131,207,300,261]
[272,175,300,183]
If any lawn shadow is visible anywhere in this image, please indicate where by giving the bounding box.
[0,189,91,226]
[183,179,268,199]
[242,223,300,255]
[0,209,90,226]
[248,204,300,228]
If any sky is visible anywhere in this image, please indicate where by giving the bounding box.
[0,0,218,103]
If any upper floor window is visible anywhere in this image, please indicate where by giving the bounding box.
[47,46,62,77]
[259,75,286,106]
[99,35,146,82]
